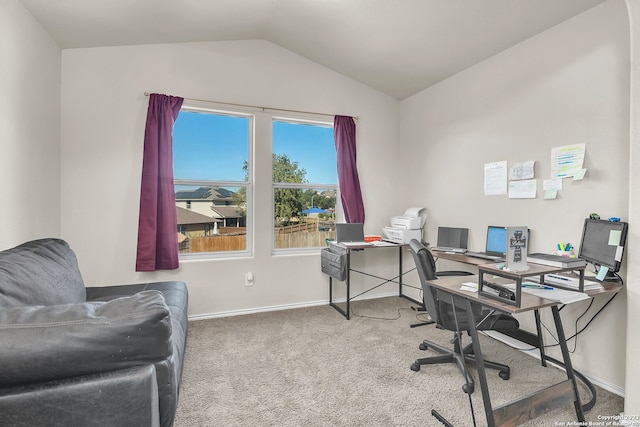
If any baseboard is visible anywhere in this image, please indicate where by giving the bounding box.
[187,291,400,321]
[483,330,625,397]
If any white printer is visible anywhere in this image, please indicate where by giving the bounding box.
[382,207,426,244]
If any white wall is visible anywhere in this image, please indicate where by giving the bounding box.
[0,0,61,248]
[399,1,629,392]
[625,0,640,415]
[60,40,400,317]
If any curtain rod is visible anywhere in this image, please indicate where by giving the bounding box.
[143,92,358,120]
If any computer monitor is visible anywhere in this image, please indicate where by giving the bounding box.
[578,218,628,277]
[485,226,508,256]
[436,227,468,251]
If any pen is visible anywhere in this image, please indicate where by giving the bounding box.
[522,284,554,290]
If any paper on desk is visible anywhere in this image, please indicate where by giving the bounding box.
[504,283,590,304]
[370,240,397,247]
[460,282,478,292]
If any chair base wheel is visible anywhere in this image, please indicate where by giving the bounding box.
[462,383,474,394]
[410,363,420,372]
[499,370,510,380]
[419,343,428,351]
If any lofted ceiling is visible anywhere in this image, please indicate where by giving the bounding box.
[21,0,605,100]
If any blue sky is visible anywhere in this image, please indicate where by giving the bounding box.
[172,111,337,184]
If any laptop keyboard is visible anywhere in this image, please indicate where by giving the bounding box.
[340,241,371,246]
[433,247,466,253]
[466,251,503,261]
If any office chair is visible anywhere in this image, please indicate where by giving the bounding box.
[408,239,518,394]
[410,245,473,329]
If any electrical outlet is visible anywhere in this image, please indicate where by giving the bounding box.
[244,272,254,286]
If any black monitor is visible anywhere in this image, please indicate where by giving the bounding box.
[578,218,628,278]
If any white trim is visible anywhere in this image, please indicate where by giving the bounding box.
[187,291,398,321]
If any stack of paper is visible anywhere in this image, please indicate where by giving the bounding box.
[528,274,603,291]
[504,283,590,304]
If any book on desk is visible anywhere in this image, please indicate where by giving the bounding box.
[527,252,587,268]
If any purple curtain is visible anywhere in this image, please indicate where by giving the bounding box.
[334,115,365,223]
[136,94,184,271]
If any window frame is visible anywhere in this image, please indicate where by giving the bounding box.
[271,116,338,254]
[174,105,254,260]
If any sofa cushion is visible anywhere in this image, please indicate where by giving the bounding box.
[0,238,86,307]
[0,290,171,387]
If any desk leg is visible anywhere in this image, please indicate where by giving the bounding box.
[328,251,351,320]
[551,305,584,422]
[534,309,547,368]
[464,298,496,427]
[345,251,351,319]
[398,246,403,296]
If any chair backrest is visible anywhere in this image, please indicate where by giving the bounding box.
[408,239,441,325]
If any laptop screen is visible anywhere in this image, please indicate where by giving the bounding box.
[336,223,365,242]
[436,227,468,250]
[485,226,507,255]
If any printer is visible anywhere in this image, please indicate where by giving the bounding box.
[382,207,426,244]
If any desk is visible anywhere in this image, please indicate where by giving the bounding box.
[328,242,419,319]
[432,251,622,415]
[428,275,585,426]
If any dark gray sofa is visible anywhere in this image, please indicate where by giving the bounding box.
[0,238,188,427]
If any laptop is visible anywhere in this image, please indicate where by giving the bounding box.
[466,226,507,261]
[335,223,371,246]
[431,227,469,253]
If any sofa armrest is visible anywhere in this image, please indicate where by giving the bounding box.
[0,365,160,427]
[0,291,172,387]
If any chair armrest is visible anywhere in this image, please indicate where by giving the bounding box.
[0,365,160,427]
[436,271,474,277]
[0,291,171,387]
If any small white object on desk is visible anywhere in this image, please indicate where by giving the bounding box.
[460,282,478,292]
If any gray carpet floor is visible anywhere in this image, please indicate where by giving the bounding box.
[174,296,623,426]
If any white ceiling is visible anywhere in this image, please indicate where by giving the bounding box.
[21,0,605,100]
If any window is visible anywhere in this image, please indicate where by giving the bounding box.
[272,118,337,250]
[173,108,252,256]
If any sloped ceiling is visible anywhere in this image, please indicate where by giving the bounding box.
[21,0,605,99]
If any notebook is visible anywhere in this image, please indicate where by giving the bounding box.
[466,226,507,261]
[431,227,469,253]
[336,223,371,246]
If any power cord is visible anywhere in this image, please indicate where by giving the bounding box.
[349,305,415,321]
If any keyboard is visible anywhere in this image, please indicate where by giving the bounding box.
[433,247,467,253]
[466,251,504,261]
[339,241,372,247]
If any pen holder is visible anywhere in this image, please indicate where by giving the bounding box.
[554,250,574,258]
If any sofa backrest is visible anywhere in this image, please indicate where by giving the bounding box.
[0,238,86,307]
